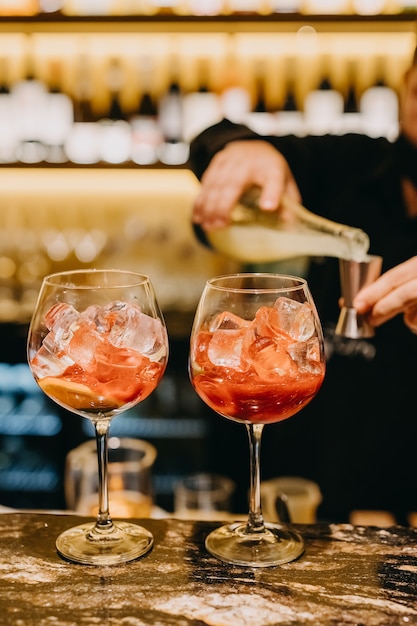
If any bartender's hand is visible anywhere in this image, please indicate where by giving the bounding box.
[192,140,302,231]
[353,256,417,333]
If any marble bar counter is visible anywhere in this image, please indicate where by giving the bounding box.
[1,512,417,625]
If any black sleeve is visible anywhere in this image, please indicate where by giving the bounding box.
[189,118,383,182]
[188,119,262,180]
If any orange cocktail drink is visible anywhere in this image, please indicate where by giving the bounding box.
[191,301,324,425]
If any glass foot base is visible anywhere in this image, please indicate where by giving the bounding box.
[56,521,154,566]
[205,522,304,567]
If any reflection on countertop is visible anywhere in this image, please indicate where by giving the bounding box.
[0,512,416,625]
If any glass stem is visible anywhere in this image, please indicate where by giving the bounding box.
[94,419,114,533]
[246,423,265,533]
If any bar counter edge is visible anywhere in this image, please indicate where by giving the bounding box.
[0,512,416,625]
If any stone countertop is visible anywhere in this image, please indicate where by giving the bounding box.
[1,513,417,625]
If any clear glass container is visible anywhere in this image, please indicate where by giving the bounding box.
[207,186,370,263]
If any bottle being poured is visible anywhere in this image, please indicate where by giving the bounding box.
[206,185,370,263]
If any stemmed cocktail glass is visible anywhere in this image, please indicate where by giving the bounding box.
[27,269,168,565]
[189,273,325,567]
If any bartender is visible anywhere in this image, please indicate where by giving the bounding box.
[187,48,417,524]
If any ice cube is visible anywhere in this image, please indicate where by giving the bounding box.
[248,335,293,379]
[104,302,167,362]
[253,306,291,340]
[209,311,251,332]
[67,325,105,370]
[45,302,81,345]
[287,337,323,374]
[82,303,111,333]
[43,302,104,372]
[207,328,247,370]
[274,297,315,341]
[45,302,78,330]
[191,331,212,371]
[34,302,101,374]
[30,341,74,379]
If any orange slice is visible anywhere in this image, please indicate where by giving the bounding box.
[38,377,121,412]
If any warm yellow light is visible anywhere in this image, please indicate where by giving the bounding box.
[0,168,200,199]
[0,256,16,279]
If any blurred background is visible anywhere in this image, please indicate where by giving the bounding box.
[0,0,415,515]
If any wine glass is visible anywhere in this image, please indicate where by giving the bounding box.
[189,273,325,567]
[27,269,168,565]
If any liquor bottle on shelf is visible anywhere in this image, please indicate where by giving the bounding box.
[130,56,163,165]
[182,59,221,144]
[158,70,189,165]
[98,57,131,164]
[107,69,125,122]
[72,60,95,126]
[245,64,276,136]
[10,55,49,164]
[338,60,363,135]
[275,59,305,136]
[219,58,252,125]
[64,55,101,164]
[303,60,344,135]
[0,58,17,163]
[42,60,74,164]
[344,81,359,113]
[359,58,399,140]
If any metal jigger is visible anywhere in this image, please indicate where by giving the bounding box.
[335,254,383,339]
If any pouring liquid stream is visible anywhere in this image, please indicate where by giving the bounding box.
[207,187,370,263]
